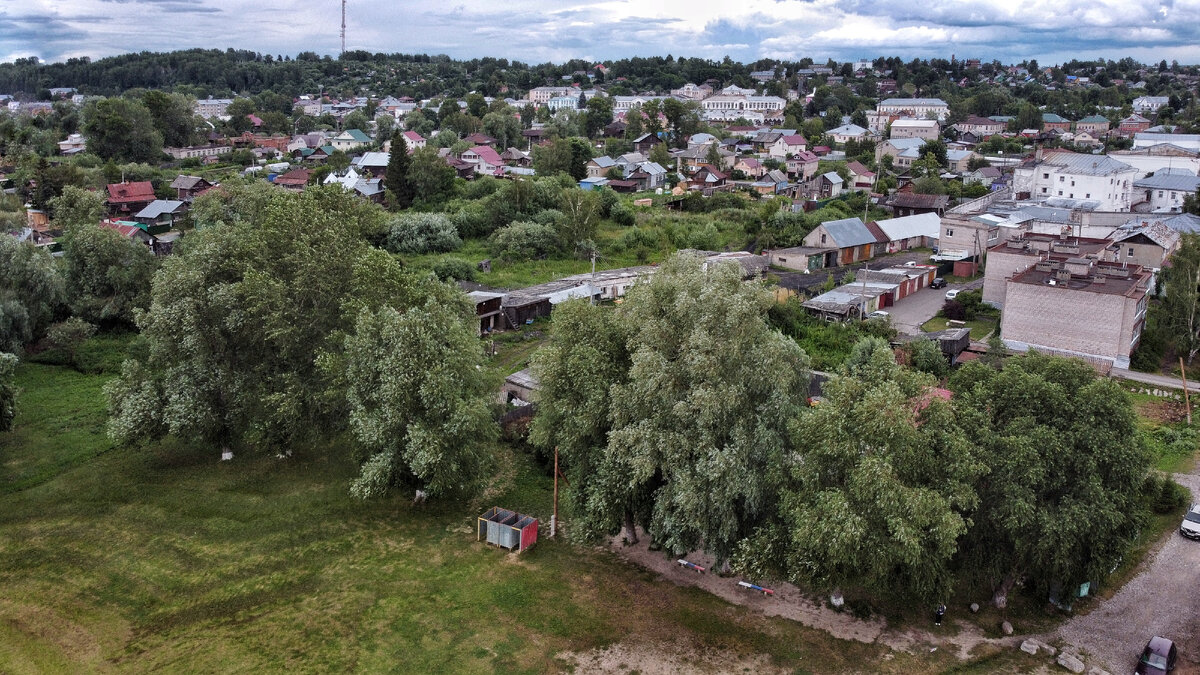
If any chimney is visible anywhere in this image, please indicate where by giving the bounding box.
[1035,144,1043,162]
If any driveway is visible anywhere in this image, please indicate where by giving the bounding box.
[1054,470,1200,673]
[888,278,984,336]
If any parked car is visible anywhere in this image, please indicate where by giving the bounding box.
[1136,636,1177,675]
[1181,503,1200,540]
[903,260,917,267]
[945,289,960,300]
[930,278,947,289]
[867,310,890,320]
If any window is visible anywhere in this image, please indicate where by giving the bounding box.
[1129,247,1135,257]
[1042,187,1048,194]
[820,233,827,244]
[1058,191,1063,196]
[1159,190,1164,197]
[947,228,954,237]
[1043,173,1050,179]
[1059,176,1065,182]
[1086,193,1090,198]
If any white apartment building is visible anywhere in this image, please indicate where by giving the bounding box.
[1133,169,1200,213]
[876,98,950,121]
[612,95,668,111]
[195,97,234,118]
[527,86,575,104]
[699,94,785,113]
[1013,150,1139,211]
[889,119,940,140]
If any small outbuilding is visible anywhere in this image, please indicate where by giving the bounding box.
[478,507,538,552]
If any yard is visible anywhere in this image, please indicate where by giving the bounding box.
[921,316,997,341]
[0,334,1193,673]
[0,335,1000,674]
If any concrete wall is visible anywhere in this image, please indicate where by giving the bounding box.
[982,249,1039,307]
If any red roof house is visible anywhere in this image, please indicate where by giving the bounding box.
[105,181,156,215]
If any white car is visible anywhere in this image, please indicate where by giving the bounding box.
[1182,503,1200,540]
[945,289,960,300]
[866,310,890,320]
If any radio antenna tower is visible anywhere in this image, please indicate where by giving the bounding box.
[340,0,347,54]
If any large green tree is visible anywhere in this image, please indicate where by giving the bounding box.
[0,351,16,432]
[738,338,981,602]
[534,254,810,566]
[0,237,64,354]
[1163,233,1200,364]
[142,90,197,148]
[343,300,494,499]
[48,185,104,230]
[104,186,457,458]
[59,223,157,327]
[950,353,1149,607]
[385,132,414,209]
[82,97,163,163]
[406,147,457,208]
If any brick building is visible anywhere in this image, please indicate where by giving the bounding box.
[1000,259,1151,370]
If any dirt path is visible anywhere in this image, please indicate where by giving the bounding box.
[610,534,1018,660]
[1052,470,1200,674]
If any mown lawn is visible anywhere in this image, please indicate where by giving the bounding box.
[1,336,986,674]
[921,316,997,341]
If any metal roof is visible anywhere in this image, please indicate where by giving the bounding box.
[134,200,185,219]
[820,217,876,248]
[1133,171,1200,192]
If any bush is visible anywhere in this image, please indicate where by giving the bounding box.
[1143,472,1189,514]
[432,258,477,283]
[609,201,636,227]
[384,213,462,254]
[451,205,492,239]
[532,209,565,227]
[489,221,560,261]
[942,300,966,321]
[595,187,619,218]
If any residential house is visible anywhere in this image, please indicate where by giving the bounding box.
[999,258,1151,369]
[827,123,871,145]
[1132,96,1170,114]
[945,149,980,173]
[750,169,790,195]
[845,161,876,191]
[527,86,575,104]
[330,129,371,152]
[1014,149,1139,210]
[687,167,728,193]
[501,147,531,167]
[586,155,618,179]
[57,133,87,154]
[1075,115,1111,134]
[323,167,385,203]
[734,157,766,178]
[1133,168,1200,213]
[1071,131,1102,148]
[603,121,627,138]
[463,132,497,147]
[875,137,926,169]
[786,151,820,180]
[105,181,157,216]
[632,133,664,154]
[1108,221,1180,270]
[1041,113,1072,133]
[885,192,949,218]
[793,171,844,199]
[874,212,941,252]
[273,168,312,192]
[769,134,808,159]
[963,166,1002,188]
[955,116,1005,137]
[866,110,900,133]
[802,217,879,265]
[460,145,506,175]
[165,144,231,160]
[352,151,390,178]
[889,119,940,140]
[628,161,667,191]
[1118,114,1152,136]
[401,130,426,150]
[133,200,187,229]
[1120,212,1200,236]
[876,98,950,121]
[169,175,214,201]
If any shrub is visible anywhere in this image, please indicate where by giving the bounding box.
[384,213,462,254]
[594,186,619,217]
[942,300,966,321]
[1144,472,1189,514]
[609,201,636,227]
[432,258,477,283]
[489,221,560,261]
[451,205,492,239]
[532,209,565,227]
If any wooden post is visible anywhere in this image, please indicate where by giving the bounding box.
[1181,357,1192,425]
[552,446,559,537]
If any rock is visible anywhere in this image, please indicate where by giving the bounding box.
[1019,639,1040,655]
[1043,644,1058,657]
[1087,667,1111,675]
[1057,652,1085,674]
[970,602,980,613]
[1001,620,1014,635]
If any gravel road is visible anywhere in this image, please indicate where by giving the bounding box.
[1055,470,1200,674]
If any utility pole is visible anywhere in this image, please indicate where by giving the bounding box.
[551,447,559,537]
[590,249,597,305]
[340,0,347,55]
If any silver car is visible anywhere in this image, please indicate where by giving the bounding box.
[1181,503,1200,540]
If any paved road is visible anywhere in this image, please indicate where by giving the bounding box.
[1055,469,1200,674]
[887,278,984,336]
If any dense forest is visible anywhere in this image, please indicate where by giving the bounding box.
[2,48,1197,106]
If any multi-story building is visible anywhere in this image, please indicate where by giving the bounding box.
[1012,149,1139,211]
[195,97,233,118]
[876,98,949,121]
[1133,168,1200,213]
[889,119,940,140]
[955,116,1006,137]
[527,86,574,104]
[1075,115,1111,134]
[999,258,1151,369]
[982,232,1112,308]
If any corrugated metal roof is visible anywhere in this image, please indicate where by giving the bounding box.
[875,213,941,241]
[820,217,876,248]
[1133,172,1200,192]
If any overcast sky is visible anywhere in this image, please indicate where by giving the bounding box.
[4,0,1200,67]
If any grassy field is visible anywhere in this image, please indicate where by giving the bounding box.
[921,316,997,341]
[2,336,994,674]
[2,333,1194,673]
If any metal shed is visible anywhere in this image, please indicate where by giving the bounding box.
[478,507,538,552]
